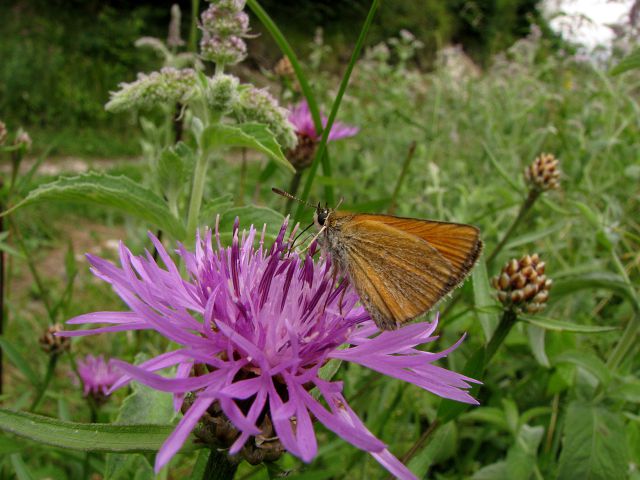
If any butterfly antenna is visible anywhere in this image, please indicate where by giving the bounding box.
[272,188,315,209]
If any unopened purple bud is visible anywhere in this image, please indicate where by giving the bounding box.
[14,129,32,152]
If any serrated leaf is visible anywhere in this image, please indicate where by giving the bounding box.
[218,205,286,245]
[522,315,618,333]
[555,350,611,387]
[472,258,497,341]
[201,123,295,173]
[558,402,628,480]
[0,408,196,453]
[610,48,640,75]
[1,174,186,239]
[0,338,41,388]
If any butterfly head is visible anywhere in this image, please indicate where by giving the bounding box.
[314,203,331,228]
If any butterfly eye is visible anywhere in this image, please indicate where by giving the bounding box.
[317,209,328,226]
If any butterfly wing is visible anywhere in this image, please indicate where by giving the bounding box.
[348,214,482,285]
[335,217,457,329]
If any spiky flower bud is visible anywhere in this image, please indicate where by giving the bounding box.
[492,253,552,314]
[167,4,185,48]
[524,153,560,191]
[234,85,297,150]
[205,73,239,114]
[0,120,7,145]
[40,324,71,356]
[274,56,294,78]
[105,67,197,112]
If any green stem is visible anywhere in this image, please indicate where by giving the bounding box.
[186,150,210,242]
[387,141,417,214]
[484,309,518,363]
[486,189,540,265]
[30,354,58,412]
[189,0,200,53]
[202,449,238,480]
[295,0,380,221]
[246,0,333,205]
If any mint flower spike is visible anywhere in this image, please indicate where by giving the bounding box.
[59,218,478,478]
[105,67,197,113]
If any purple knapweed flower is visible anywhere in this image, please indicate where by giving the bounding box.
[287,101,358,169]
[288,100,359,142]
[60,219,478,478]
[77,354,121,398]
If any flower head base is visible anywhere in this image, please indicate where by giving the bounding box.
[286,101,359,169]
[39,323,70,356]
[106,67,197,113]
[492,253,552,314]
[77,354,121,404]
[61,219,478,478]
[525,153,561,191]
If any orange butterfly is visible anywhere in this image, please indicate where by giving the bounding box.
[274,189,483,330]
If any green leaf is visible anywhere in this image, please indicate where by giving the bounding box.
[472,258,498,341]
[460,407,508,431]
[1,173,186,239]
[201,123,294,173]
[0,408,196,453]
[527,324,550,367]
[0,338,41,388]
[198,194,234,223]
[10,453,35,480]
[609,379,640,404]
[218,205,286,245]
[0,434,24,455]
[555,350,611,387]
[522,315,618,333]
[552,272,637,310]
[610,48,640,75]
[557,402,628,480]
[505,424,544,480]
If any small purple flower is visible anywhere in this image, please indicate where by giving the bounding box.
[288,100,359,142]
[77,354,121,398]
[60,219,478,478]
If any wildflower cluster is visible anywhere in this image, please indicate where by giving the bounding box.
[61,219,478,478]
[105,67,198,113]
[200,0,250,66]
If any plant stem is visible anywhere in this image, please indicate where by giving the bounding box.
[486,189,540,265]
[186,150,210,242]
[0,185,4,396]
[484,309,518,363]
[189,0,200,53]
[202,449,238,480]
[294,0,380,221]
[30,354,58,412]
[387,141,417,215]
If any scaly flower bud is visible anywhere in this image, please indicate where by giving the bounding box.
[524,153,560,191]
[492,253,552,314]
[39,324,71,356]
[106,67,197,113]
[234,85,297,150]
